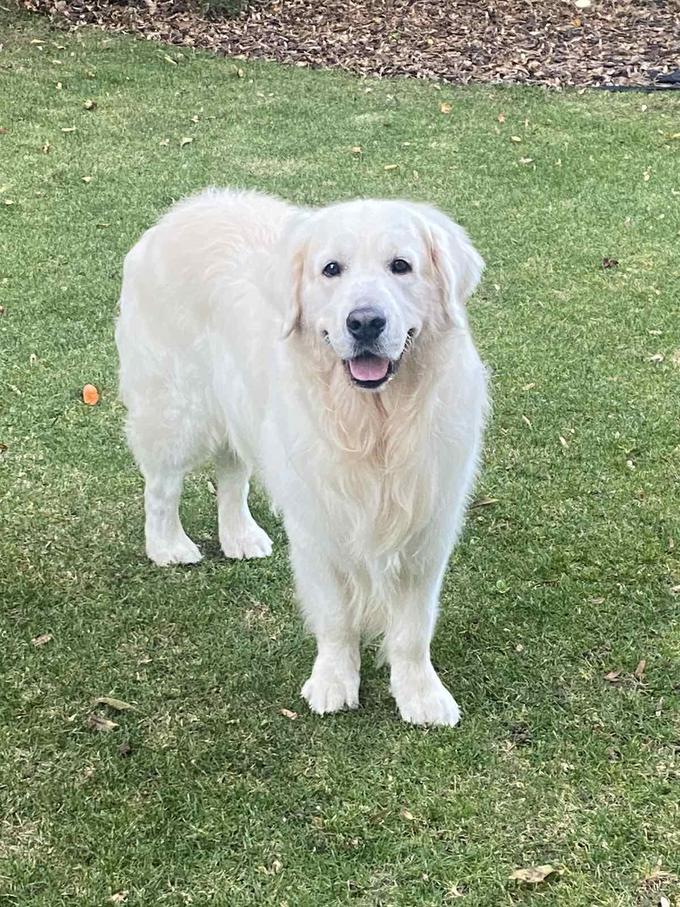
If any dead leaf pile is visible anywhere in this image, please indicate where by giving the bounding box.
[20,0,679,89]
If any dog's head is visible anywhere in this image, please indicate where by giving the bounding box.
[281,199,484,391]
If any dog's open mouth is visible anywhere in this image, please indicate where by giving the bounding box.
[345,353,396,389]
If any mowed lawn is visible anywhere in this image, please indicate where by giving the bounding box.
[1,8,679,905]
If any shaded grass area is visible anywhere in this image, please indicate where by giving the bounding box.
[1,8,679,905]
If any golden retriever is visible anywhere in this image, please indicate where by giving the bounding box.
[115,189,488,725]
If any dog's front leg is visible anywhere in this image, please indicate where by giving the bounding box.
[289,534,360,715]
[385,558,460,727]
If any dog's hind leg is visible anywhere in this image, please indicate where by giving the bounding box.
[142,465,202,567]
[215,447,272,560]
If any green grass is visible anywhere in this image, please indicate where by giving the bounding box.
[1,7,679,905]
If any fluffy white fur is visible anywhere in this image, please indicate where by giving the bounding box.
[115,188,488,726]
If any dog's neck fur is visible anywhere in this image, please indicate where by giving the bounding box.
[285,330,462,561]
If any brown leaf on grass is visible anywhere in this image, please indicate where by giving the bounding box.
[280,708,298,720]
[350,145,362,154]
[648,353,664,363]
[602,257,619,269]
[470,497,499,508]
[497,112,506,123]
[510,135,522,143]
[604,670,622,683]
[509,864,562,884]
[0,441,7,454]
[180,136,193,147]
[94,696,134,711]
[634,659,646,680]
[108,893,128,904]
[61,126,76,133]
[32,633,53,647]
[439,101,452,114]
[82,384,99,405]
[383,164,399,171]
[83,98,97,110]
[400,808,416,821]
[81,176,92,183]
[87,714,118,732]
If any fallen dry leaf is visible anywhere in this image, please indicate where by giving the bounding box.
[87,714,118,732]
[440,102,452,114]
[509,864,562,884]
[648,353,664,363]
[383,163,399,171]
[519,157,533,164]
[32,633,53,647]
[83,98,96,110]
[82,384,99,405]
[42,141,51,154]
[604,670,622,683]
[94,696,134,711]
[61,126,76,133]
[497,112,506,123]
[470,497,499,508]
[634,659,646,680]
[118,741,133,757]
[108,893,128,904]
[180,136,193,147]
[350,145,362,154]
[511,135,522,143]
[82,176,92,184]
[280,708,298,720]
[400,808,416,821]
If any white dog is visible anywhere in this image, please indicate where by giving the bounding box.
[115,189,488,726]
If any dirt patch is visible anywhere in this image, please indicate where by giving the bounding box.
[20,0,680,89]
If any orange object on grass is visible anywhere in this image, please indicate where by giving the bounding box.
[82,384,99,405]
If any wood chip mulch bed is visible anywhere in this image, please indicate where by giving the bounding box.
[19,0,680,89]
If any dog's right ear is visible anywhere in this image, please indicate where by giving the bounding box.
[281,213,310,339]
[281,246,305,339]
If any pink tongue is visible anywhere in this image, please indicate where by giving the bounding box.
[348,355,390,382]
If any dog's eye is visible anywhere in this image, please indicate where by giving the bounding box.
[322,261,342,278]
[390,258,412,275]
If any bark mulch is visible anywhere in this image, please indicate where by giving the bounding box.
[19,0,680,89]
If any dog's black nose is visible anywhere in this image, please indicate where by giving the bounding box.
[346,307,386,343]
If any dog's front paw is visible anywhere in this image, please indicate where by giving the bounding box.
[301,661,360,715]
[391,666,460,727]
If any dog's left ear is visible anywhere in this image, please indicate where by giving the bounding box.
[415,204,484,329]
